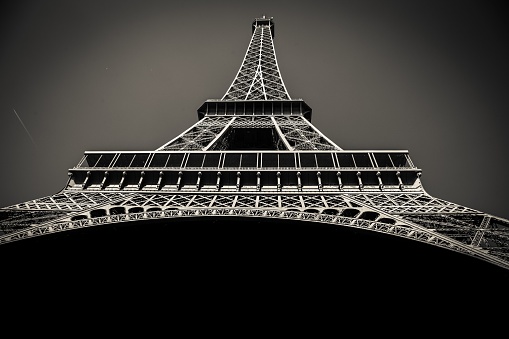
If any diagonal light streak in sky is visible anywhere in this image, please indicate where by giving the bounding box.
[13,108,37,147]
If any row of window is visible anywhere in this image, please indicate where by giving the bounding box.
[198,100,310,117]
[78,152,412,169]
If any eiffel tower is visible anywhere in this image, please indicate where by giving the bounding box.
[1,16,509,286]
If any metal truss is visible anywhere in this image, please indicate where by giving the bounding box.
[3,191,129,211]
[222,20,290,100]
[0,191,135,236]
[0,209,69,236]
[273,116,341,150]
[346,193,509,264]
[2,193,507,271]
[401,214,509,261]
[157,116,340,151]
[2,188,508,269]
[158,117,233,151]
[351,193,479,214]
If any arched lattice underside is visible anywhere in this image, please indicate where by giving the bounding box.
[2,207,507,271]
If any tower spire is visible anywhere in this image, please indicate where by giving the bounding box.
[222,16,290,100]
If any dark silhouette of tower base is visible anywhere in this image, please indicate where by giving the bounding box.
[1,17,509,291]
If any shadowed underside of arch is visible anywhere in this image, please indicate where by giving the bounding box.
[2,211,508,288]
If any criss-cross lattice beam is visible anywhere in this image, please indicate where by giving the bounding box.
[273,116,342,150]
[157,117,234,151]
[3,203,507,270]
[222,21,290,100]
[351,193,479,214]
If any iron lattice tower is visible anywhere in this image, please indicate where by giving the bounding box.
[1,17,509,278]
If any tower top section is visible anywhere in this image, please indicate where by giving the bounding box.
[222,16,291,101]
[252,16,274,38]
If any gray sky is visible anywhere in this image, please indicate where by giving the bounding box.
[1,1,508,219]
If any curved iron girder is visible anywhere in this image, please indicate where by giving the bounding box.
[1,207,507,271]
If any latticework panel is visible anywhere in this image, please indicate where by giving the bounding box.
[402,214,509,264]
[157,115,342,153]
[350,193,479,214]
[348,192,509,264]
[4,191,129,211]
[158,117,233,151]
[231,116,273,127]
[301,195,327,209]
[403,214,480,241]
[273,116,340,150]
[222,24,290,100]
[0,209,69,235]
[3,203,507,271]
[323,196,351,209]
[120,193,181,207]
[234,195,258,208]
[110,193,351,212]
[0,191,137,235]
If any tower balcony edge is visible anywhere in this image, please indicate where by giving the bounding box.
[197,99,312,121]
